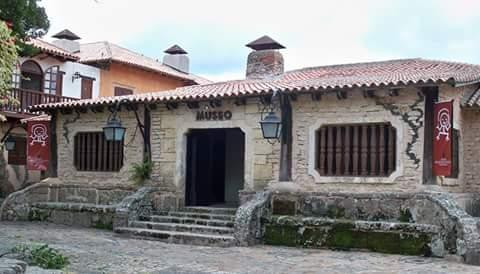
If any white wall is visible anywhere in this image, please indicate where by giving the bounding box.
[18,56,100,99]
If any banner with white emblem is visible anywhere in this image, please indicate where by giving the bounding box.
[433,101,453,176]
[27,120,50,171]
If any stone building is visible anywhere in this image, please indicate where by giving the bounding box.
[4,36,480,264]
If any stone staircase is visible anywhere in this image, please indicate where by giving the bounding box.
[114,206,237,247]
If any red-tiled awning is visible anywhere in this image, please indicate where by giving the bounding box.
[31,58,480,111]
[28,39,79,61]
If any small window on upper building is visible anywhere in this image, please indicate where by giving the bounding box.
[114,86,134,96]
[44,66,63,96]
[316,123,397,177]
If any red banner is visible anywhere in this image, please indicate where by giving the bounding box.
[27,121,50,171]
[433,101,453,176]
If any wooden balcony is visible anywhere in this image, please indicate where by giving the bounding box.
[1,88,78,117]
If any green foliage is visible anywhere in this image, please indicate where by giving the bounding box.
[129,160,153,185]
[12,244,69,269]
[0,21,18,121]
[0,0,50,39]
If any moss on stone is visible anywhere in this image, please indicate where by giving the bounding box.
[399,208,414,223]
[28,209,50,222]
[264,225,297,246]
[93,221,113,230]
[326,206,345,219]
[264,219,432,256]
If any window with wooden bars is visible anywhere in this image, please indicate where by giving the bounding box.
[74,132,124,172]
[316,123,397,177]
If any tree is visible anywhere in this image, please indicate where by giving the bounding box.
[0,0,50,39]
[0,21,18,122]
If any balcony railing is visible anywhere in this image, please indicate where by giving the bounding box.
[1,88,79,114]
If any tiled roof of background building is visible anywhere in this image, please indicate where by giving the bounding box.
[27,39,79,61]
[76,42,211,85]
[32,58,480,110]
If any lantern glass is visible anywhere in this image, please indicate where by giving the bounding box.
[4,136,15,151]
[260,111,281,139]
[103,117,126,142]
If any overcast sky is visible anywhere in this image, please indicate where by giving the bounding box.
[40,0,480,81]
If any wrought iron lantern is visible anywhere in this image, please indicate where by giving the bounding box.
[260,111,281,139]
[4,135,15,151]
[103,116,126,142]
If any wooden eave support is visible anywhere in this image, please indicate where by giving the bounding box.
[311,92,322,101]
[363,89,375,98]
[336,90,347,100]
[186,102,199,109]
[234,98,247,106]
[209,99,222,108]
[91,105,104,113]
[166,102,178,110]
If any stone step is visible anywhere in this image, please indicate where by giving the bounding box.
[130,221,234,235]
[155,211,236,222]
[114,227,235,247]
[180,206,238,215]
[140,215,234,228]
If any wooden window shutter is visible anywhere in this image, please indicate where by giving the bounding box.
[56,71,64,96]
[316,123,396,177]
[74,132,124,172]
[114,87,134,96]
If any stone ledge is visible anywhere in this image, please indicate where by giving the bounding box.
[32,202,116,213]
[265,215,441,256]
[0,258,26,274]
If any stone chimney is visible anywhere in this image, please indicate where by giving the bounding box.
[246,35,285,80]
[163,45,189,73]
[51,29,81,53]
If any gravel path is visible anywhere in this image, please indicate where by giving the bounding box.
[1,222,479,273]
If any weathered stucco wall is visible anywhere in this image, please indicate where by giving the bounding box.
[56,107,144,186]
[99,63,187,97]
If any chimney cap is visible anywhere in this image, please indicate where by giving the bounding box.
[52,29,81,40]
[164,44,188,55]
[246,35,285,51]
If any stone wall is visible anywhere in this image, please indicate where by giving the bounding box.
[149,98,279,194]
[49,83,479,197]
[0,126,41,196]
[234,190,480,264]
[0,179,133,221]
[461,109,480,193]
[292,87,425,192]
[56,107,144,186]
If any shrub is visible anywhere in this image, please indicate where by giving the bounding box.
[12,244,69,269]
[129,160,153,185]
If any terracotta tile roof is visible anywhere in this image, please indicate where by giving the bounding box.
[28,39,79,61]
[461,86,480,108]
[76,42,211,85]
[31,58,480,111]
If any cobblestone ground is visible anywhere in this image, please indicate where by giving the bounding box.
[1,222,480,274]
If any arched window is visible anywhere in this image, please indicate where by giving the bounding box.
[11,61,21,88]
[44,65,62,95]
[20,60,43,91]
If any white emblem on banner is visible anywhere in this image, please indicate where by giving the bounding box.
[436,108,451,141]
[30,124,48,146]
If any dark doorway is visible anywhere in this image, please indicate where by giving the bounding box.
[186,128,245,207]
